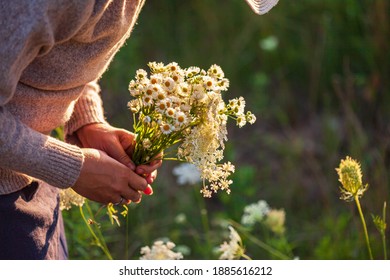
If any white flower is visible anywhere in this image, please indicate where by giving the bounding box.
[218,226,245,260]
[172,163,201,185]
[136,69,148,80]
[165,107,176,118]
[149,73,163,84]
[192,84,206,101]
[142,138,152,149]
[208,64,225,79]
[142,95,154,106]
[174,111,187,127]
[156,100,168,113]
[236,114,247,128]
[217,78,230,91]
[163,77,176,92]
[60,188,85,210]
[246,111,256,124]
[203,76,216,91]
[160,122,174,134]
[241,200,270,227]
[140,240,183,260]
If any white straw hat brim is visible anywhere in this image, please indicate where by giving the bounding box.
[245,0,279,15]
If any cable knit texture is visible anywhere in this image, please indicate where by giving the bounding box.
[0,0,145,194]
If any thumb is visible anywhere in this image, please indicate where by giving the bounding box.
[107,140,136,170]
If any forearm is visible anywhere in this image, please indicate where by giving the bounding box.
[65,81,108,139]
[0,107,84,190]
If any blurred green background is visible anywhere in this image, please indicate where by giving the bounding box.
[63,0,390,259]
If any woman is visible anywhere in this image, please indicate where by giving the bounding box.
[0,0,277,260]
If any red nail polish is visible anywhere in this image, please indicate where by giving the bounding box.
[143,185,153,195]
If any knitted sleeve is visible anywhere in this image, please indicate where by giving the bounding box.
[64,81,108,137]
[0,1,95,189]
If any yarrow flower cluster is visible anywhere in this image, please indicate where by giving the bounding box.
[128,62,256,197]
[59,188,85,210]
[140,240,183,260]
[241,200,271,227]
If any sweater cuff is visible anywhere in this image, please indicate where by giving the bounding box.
[36,136,84,189]
[65,82,107,136]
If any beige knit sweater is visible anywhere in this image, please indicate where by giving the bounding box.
[0,0,145,194]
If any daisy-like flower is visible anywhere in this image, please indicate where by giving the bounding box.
[236,114,247,128]
[140,240,183,260]
[246,111,257,124]
[156,100,168,113]
[203,76,216,91]
[208,64,224,79]
[60,188,85,211]
[218,78,230,91]
[336,156,368,201]
[160,122,174,134]
[142,95,154,106]
[136,69,148,80]
[178,82,191,97]
[174,111,187,127]
[127,100,140,113]
[218,226,247,260]
[165,107,176,118]
[163,77,176,92]
[150,73,163,85]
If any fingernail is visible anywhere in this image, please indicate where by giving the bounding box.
[143,185,153,195]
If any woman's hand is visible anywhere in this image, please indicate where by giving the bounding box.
[74,123,162,201]
[73,149,148,204]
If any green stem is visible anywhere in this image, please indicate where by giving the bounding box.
[382,202,387,260]
[80,202,113,260]
[354,196,373,260]
[126,208,130,260]
[241,253,252,260]
[195,188,213,259]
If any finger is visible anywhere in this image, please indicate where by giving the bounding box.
[107,139,136,170]
[126,171,148,193]
[136,160,162,175]
[144,170,157,184]
[143,185,153,195]
[117,130,136,158]
[122,187,142,203]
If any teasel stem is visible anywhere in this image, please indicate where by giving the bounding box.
[382,202,387,260]
[354,195,373,260]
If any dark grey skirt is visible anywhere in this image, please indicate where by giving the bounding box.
[0,181,68,260]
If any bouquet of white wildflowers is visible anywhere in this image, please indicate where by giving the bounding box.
[128,62,256,197]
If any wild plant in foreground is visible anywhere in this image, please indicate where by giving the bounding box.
[139,240,183,260]
[336,156,373,259]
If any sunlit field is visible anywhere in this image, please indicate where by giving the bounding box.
[62,0,390,260]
